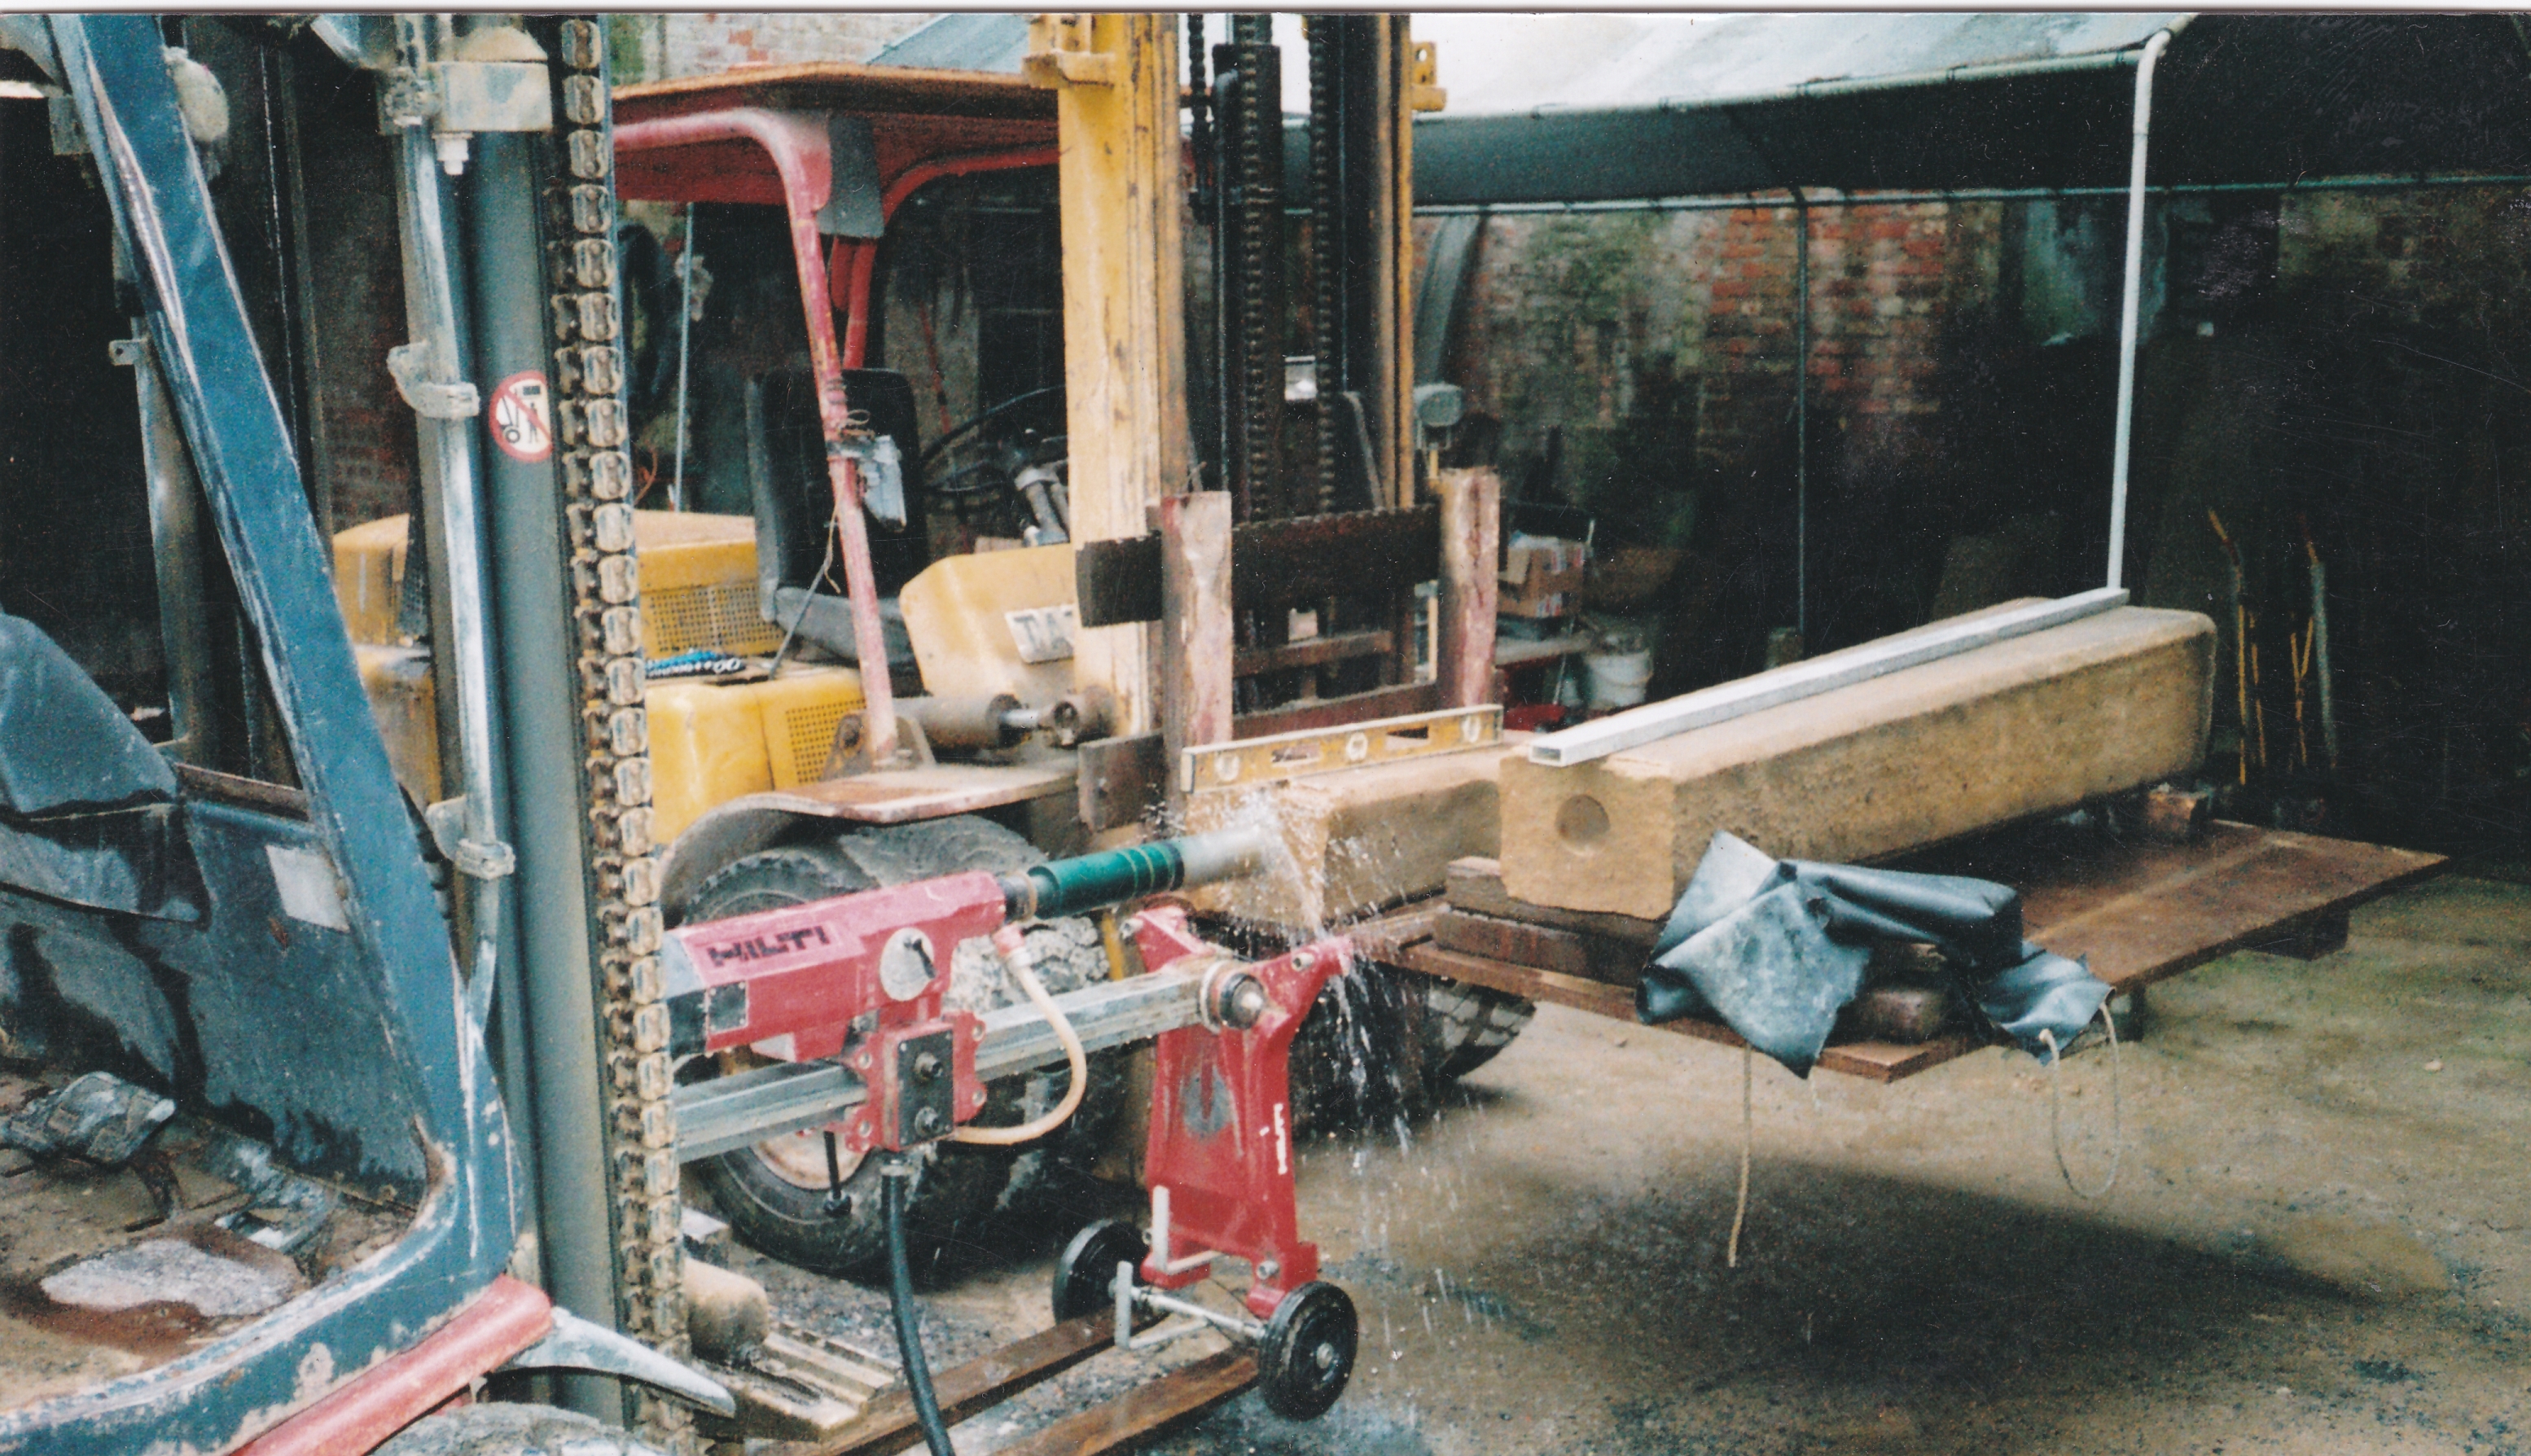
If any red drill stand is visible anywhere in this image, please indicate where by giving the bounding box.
[660,831,1360,1449]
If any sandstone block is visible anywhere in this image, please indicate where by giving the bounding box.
[1499,606,2215,919]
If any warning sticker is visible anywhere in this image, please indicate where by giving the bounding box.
[487,371,552,463]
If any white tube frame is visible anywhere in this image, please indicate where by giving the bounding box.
[2106,29,2175,590]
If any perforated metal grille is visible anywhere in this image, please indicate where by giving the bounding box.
[782,700,853,785]
[647,581,782,656]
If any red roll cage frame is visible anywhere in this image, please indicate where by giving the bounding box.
[614,64,1061,763]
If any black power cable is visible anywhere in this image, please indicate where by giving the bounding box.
[882,1156,958,1456]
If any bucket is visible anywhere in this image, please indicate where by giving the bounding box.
[1584,647,1652,710]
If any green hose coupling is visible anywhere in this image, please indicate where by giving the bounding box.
[998,826,1276,919]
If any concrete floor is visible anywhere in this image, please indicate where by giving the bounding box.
[736,872,2531,1454]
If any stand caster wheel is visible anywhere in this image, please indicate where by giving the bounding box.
[1052,1218,1148,1322]
[1257,1281,1356,1419]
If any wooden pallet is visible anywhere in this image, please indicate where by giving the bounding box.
[1353,821,2445,1084]
[771,1309,1257,1456]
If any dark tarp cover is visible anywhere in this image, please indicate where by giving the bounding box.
[1638,831,2109,1075]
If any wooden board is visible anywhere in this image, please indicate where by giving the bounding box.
[1432,909,1640,985]
[1921,821,2445,992]
[1355,822,2446,1084]
[761,765,1075,825]
[1395,939,1969,1081]
[785,1312,1140,1456]
[1435,467,1500,708]
[1448,856,1664,945]
[991,1349,1258,1456]
[1498,605,2217,919]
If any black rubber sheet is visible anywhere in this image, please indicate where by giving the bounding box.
[1638,831,2111,1075]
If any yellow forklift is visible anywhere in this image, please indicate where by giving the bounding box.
[330,16,1527,1300]
[0,14,1432,1452]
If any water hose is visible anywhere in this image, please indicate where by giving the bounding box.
[950,925,1088,1147]
[883,1157,958,1456]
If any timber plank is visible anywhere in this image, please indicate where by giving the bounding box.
[1396,943,1974,1081]
[786,1313,1134,1456]
[1446,857,1664,945]
[1395,823,2443,1084]
[1433,909,1639,985]
[993,1349,1258,1456]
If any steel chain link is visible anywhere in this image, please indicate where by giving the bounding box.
[539,20,691,1449]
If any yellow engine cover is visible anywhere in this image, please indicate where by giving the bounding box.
[647,664,867,844]
[635,510,786,657]
[898,543,1078,703]
[355,642,441,807]
[332,509,778,657]
[335,515,411,646]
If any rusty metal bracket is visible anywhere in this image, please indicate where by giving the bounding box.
[385,341,480,419]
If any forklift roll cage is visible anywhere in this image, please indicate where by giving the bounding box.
[612,65,1062,769]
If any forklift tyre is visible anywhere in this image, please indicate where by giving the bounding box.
[1051,1217,1149,1322]
[371,1402,673,1456]
[1257,1281,1358,1421]
[1419,977,1536,1085]
[1287,970,1535,1133]
[682,820,1121,1283]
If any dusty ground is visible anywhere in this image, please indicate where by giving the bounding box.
[737,871,2531,1454]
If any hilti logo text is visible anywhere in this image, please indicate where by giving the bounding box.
[704,925,832,967]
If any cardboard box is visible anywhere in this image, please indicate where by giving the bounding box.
[1501,535,1590,619]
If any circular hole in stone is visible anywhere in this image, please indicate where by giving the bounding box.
[1555,794,1611,849]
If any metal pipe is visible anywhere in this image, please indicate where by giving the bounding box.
[612,107,899,761]
[459,128,552,1278]
[670,204,695,511]
[1792,186,1809,644]
[1410,173,2531,218]
[389,78,511,1010]
[126,337,218,766]
[2106,29,2173,591]
[833,148,1058,374]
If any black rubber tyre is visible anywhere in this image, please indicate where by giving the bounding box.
[681,818,1121,1283]
[1286,968,1536,1133]
[1051,1217,1149,1322]
[831,818,1126,1230]
[1419,976,1537,1085]
[373,1402,673,1456]
[1256,1280,1358,1421]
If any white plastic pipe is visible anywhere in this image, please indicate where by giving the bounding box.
[2106,29,2174,591]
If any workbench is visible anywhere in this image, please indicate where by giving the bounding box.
[1354,821,2445,1082]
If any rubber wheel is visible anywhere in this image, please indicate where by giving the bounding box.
[1051,1217,1149,1322]
[373,1402,673,1456]
[1287,968,1536,1133]
[1256,1281,1358,1421]
[681,818,1121,1283]
[1419,976,1536,1084]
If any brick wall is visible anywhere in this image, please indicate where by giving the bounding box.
[1438,182,2531,839]
[1438,198,2005,529]
[610,13,938,83]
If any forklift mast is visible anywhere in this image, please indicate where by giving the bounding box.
[1040,15,1483,792]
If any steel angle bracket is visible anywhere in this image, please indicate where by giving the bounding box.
[1179,704,1501,795]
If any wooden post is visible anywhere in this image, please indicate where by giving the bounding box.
[1437,467,1500,708]
[1156,491,1234,789]
[1027,15,1187,739]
